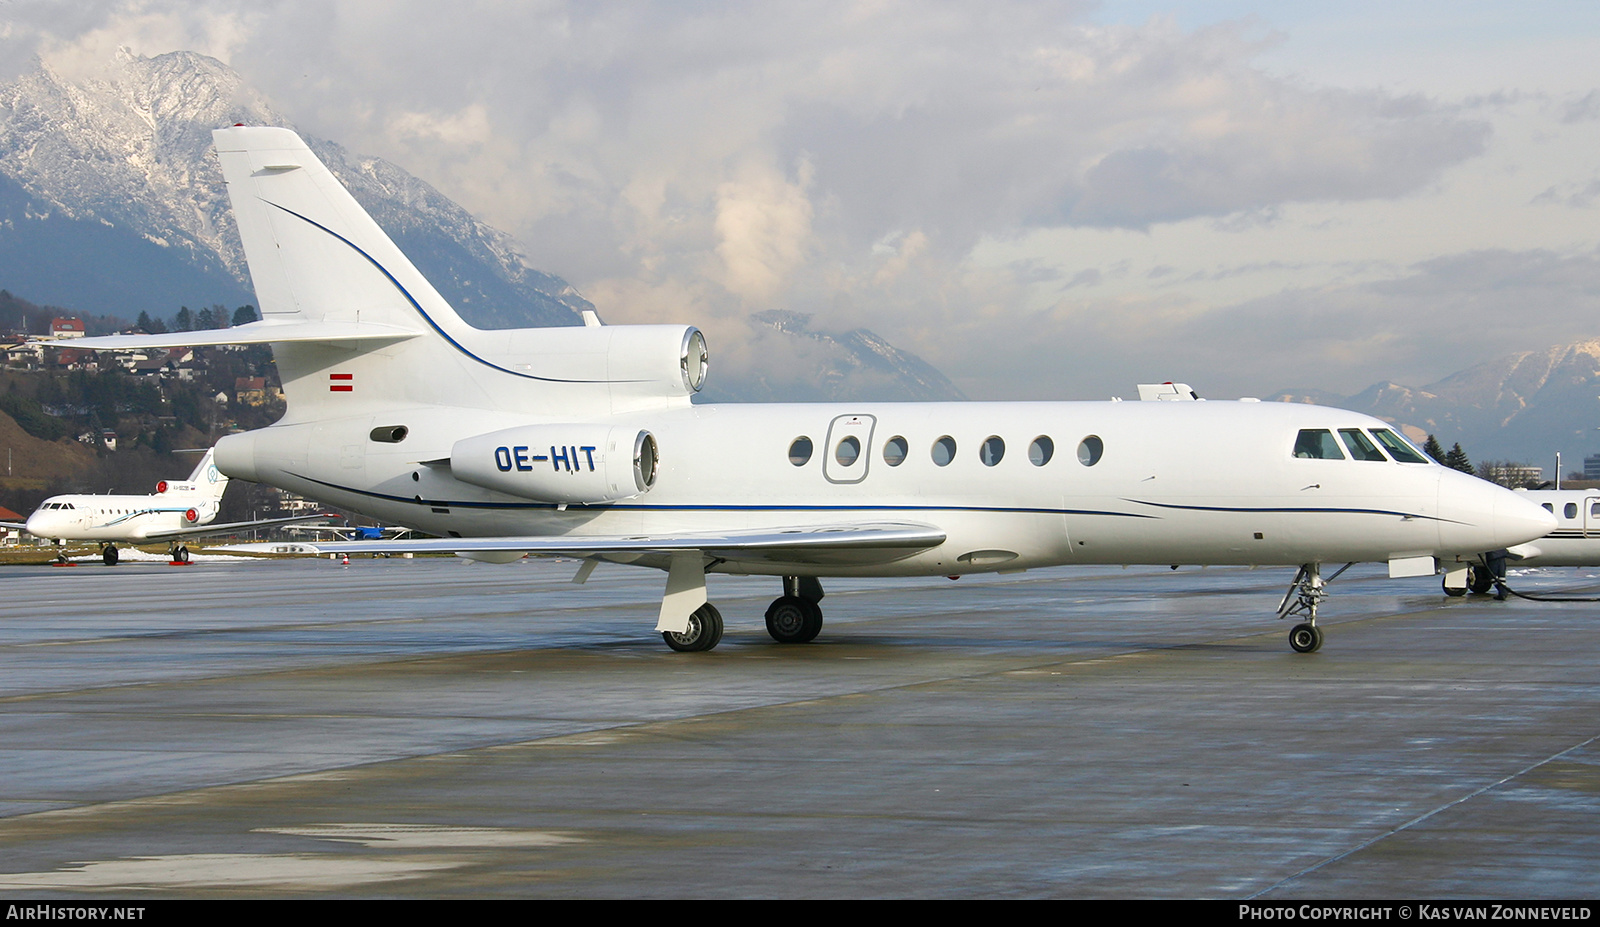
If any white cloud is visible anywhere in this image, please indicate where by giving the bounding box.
[7,1,1600,403]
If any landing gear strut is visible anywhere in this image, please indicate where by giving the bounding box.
[765,576,824,643]
[1277,562,1352,653]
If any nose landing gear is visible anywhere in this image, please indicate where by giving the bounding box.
[1277,562,1353,653]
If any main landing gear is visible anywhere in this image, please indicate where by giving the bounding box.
[167,542,190,564]
[659,575,826,653]
[1442,553,1508,599]
[1442,563,1496,597]
[100,543,118,566]
[765,576,825,644]
[663,603,724,652]
[1277,562,1353,654]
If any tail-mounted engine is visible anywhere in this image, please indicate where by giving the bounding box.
[452,424,659,505]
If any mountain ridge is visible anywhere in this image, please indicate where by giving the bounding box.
[1273,340,1600,468]
[0,49,963,401]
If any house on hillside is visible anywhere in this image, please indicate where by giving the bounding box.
[46,346,98,370]
[1,335,41,367]
[0,506,25,545]
[235,376,282,406]
[48,317,85,339]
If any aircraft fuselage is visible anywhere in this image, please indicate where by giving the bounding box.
[217,397,1549,577]
[24,495,219,543]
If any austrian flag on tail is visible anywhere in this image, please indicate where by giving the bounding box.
[329,373,353,392]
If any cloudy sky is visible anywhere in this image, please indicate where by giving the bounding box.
[5,1,1600,400]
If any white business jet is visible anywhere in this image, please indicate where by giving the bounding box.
[8,448,322,564]
[67,126,1557,651]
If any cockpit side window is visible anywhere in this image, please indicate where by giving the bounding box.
[1338,429,1387,461]
[1369,428,1429,464]
[1293,429,1345,460]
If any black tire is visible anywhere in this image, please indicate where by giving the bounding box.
[765,596,809,643]
[765,596,825,643]
[663,603,724,652]
[1468,564,1494,595]
[102,546,118,566]
[797,599,824,643]
[1288,623,1323,654]
[1442,576,1466,597]
[177,546,190,563]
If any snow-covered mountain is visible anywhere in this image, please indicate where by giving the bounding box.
[725,311,965,402]
[0,49,964,400]
[1272,341,1600,468]
[0,48,587,328]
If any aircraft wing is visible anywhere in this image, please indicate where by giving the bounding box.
[143,513,333,542]
[307,521,947,565]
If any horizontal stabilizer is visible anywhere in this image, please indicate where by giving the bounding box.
[57,320,422,352]
[310,522,947,563]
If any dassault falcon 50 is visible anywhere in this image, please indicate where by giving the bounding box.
[7,448,322,564]
[68,126,1557,651]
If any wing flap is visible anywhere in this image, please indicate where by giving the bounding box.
[309,521,946,564]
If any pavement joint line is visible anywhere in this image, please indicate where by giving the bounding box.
[1246,730,1600,899]
[0,634,1270,824]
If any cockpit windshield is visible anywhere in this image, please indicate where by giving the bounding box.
[1293,429,1345,459]
[1293,427,1433,464]
[1338,429,1387,462]
[1369,428,1429,464]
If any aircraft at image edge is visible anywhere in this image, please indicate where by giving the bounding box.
[64,126,1558,652]
[4,448,324,564]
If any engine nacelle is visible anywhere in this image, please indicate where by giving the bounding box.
[452,425,659,505]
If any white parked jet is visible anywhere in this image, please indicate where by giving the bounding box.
[69,126,1558,651]
[8,448,322,564]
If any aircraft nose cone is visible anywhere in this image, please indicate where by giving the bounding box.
[1493,490,1558,549]
[1437,471,1557,555]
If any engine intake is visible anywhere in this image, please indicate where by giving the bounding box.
[452,425,658,505]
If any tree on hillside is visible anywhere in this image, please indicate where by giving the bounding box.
[1445,443,1473,474]
[1423,435,1446,464]
[173,306,193,332]
[231,305,258,327]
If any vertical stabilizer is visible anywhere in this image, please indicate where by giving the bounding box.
[213,126,456,331]
[211,126,488,417]
[182,448,230,500]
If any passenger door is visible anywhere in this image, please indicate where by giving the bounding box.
[823,414,876,484]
